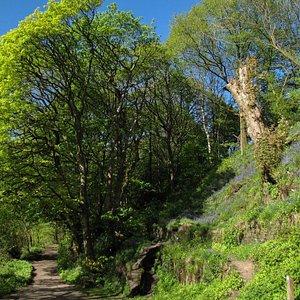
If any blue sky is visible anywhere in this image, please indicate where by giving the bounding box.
[0,0,199,41]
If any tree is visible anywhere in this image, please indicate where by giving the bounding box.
[0,1,159,258]
[249,0,300,68]
[145,55,195,193]
[167,0,298,182]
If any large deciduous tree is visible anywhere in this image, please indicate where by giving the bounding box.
[167,0,299,183]
[0,1,159,258]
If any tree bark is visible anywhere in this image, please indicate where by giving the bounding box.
[200,96,212,157]
[226,58,268,144]
[167,132,175,193]
[226,58,277,184]
[239,111,248,155]
[72,104,94,259]
[77,130,94,259]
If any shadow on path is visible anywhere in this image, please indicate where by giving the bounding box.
[2,245,122,300]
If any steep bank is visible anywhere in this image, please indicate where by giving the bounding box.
[134,122,300,299]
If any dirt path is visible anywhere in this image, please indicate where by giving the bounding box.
[2,246,122,300]
[227,257,255,299]
[230,258,255,282]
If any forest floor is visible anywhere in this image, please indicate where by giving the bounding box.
[2,246,122,300]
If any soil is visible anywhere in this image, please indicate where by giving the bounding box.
[230,258,255,282]
[227,257,255,299]
[2,245,122,300]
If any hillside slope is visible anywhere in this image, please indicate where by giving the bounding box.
[135,122,300,299]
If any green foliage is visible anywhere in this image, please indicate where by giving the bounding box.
[61,265,85,285]
[213,243,259,261]
[238,229,300,299]
[159,243,228,285]
[144,122,300,299]
[199,272,243,300]
[255,123,288,183]
[58,234,117,288]
[260,73,299,124]
[60,254,114,287]
[95,207,148,257]
[0,259,32,297]
[21,223,56,259]
[224,226,243,247]
[167,218,210,244]
[0,0,162,261]
[0,0,298,298]
[151,264,243,300]
[0,203,27,258]
[57,235,76,271]
[60,254,118,288]
[87,280,124,299]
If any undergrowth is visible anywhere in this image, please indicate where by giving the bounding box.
[0,259,32,297]
[53,123,300,299]
[142,123,300,299]
[239,228,300,299]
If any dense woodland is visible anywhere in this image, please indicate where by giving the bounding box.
[0,0,299,299]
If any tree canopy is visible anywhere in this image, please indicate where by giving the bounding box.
[0,0,298,287]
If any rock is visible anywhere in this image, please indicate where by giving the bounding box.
[127,242,165,297]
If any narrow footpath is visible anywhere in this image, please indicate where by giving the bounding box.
[227,257,255,299]
[2,246,122,300]
[230,258,255,283]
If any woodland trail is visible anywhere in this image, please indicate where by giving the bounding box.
[2,246,122,300]
[230,258,255,283]
[227,257,255,299]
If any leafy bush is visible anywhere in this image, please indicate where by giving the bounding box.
[166,218,210,244]
[21,245,43,260]
[0,204,27,258]
[224,226,244,247]
[199,272,243,300]
[58,234,116,288]
[57,234,76,271]
[150,242,242,300]
[0,259,32,297]
[60,265,85,284]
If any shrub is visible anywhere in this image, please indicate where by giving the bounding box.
[57,234,76,271]
[0,259,32,297]
[224,226,243,247]
[157,243,229,287]
[60,265,84,284]
[151,267,243,300]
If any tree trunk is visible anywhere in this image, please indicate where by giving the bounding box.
[200,96,212,157]
[167,133,175,193]
[74,112,94,259]
[226,58,268,144]
[69,220,83,256]
[226,58,277,184]
[78,142,94,259]
[148,129,153,182]
[239,111,248,155]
